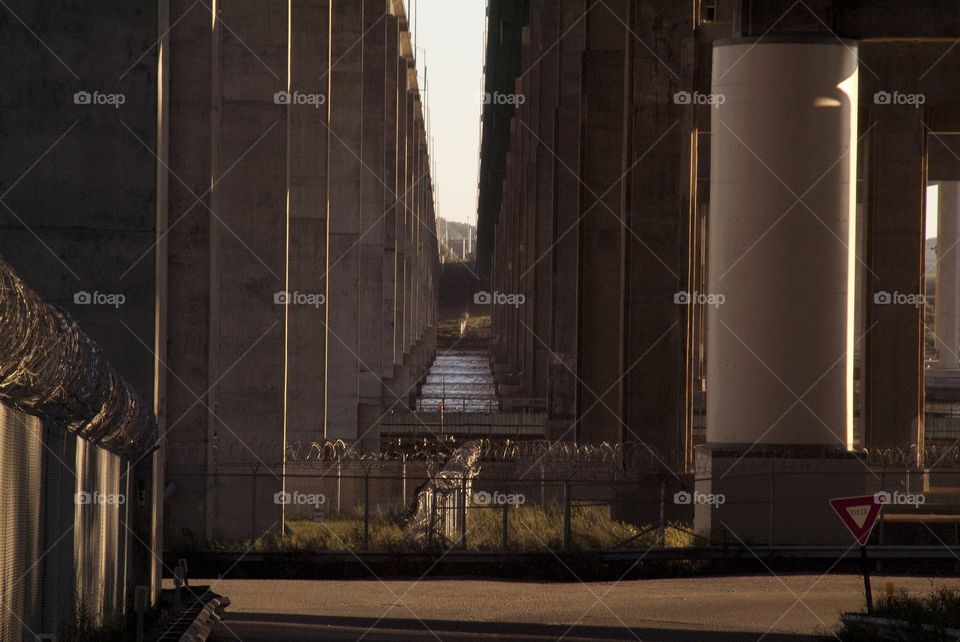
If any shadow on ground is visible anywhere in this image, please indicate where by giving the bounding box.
[213,612,829,641]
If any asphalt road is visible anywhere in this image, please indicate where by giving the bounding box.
[199,575,959,641]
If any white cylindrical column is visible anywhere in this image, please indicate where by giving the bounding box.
[936,182,960,369]
[706,39,858,448]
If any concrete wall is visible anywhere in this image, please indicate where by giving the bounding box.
[0,0,162,606]
[164,0,438,543]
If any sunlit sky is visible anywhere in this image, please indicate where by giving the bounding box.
[407,0,486,225]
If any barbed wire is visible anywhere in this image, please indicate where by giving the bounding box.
[167,434,960,472]
[167,437,669,471]
[0,257,157,458]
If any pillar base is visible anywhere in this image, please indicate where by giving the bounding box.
[694,443,869,546]
[926,367,960,402]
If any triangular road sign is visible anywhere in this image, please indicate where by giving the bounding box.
[830,495,883,545]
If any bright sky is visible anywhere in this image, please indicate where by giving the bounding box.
[408,0,486,225]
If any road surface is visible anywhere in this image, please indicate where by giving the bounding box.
[192,574,960,640]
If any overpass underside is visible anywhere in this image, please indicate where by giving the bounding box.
[476,0,960,474]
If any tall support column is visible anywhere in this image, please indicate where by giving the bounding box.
[403,86,416,356]
[577,1,627,444]
[547,0,586,439]
[166,0,214,545]
[357,0,388,448]
[532,0,559,402]
[620,0,688,465]
[381,14,400,382]
[285,0,330,447]
[863,90,925,451]
[706,40,858,449]
[208,1,287,537]
[326,0,364,442]
[936,182,960,369]
[697,38,864,547]
[519,22,535,394]
[395,51,409,377]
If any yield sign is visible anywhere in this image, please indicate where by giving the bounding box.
[830,495,884,545]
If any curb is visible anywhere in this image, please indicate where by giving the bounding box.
[841,612,960,639]
[178,596,231,642]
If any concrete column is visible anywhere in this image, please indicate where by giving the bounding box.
[381,14,400,381]
[383,27,411,407]
[862,70,925,450]
[547,0,586,438]
[285,0,330,446]
[326,0,364,442]
[707,40,858,448]
[517,24,535,394]
[403,86,416,356]
[165,0,214,544]
[577,1,627,444]
[394,48,409,376]
[532,0,559,402]
[936,182,960,369]
[359,0,388,417]
[208,1,287,538]
[620,0,688,465]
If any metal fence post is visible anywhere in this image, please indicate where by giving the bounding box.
[501,502,509,551]
[428,491,435,546]
[540,464,546,505]
[878,466,887,545]
[768,462,776,546]
[460,476,467,549]
[658,479,666,545]
[562,481,571,550]
[402,453,408,510]
[251,469,257,543]
[363,474,370,551]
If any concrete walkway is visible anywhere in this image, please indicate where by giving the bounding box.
[203,575,960,641]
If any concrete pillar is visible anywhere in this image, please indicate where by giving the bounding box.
[518,23,535,394]
[862,70,925,451]
[532,0,559,403]
[547,0,586,439]
[208,1,287,538]
[381,14,400,383]
[326,0,364,442]
[285,0,330,446]
[936,182,960,369]
[620,0,688,465]
[577,1,627,444]
[404,86,416,356]
[165,0,214,544]
[359,0,388,416]
[697,39,869,547]
[707,39,858,448]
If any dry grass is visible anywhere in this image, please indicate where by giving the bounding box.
[199,504,694,553]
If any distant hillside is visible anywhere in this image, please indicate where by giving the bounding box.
[437,217,475,241]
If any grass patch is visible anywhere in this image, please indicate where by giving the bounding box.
[198,515,409,553]
[466,503,693,551]
[193,505,693,553]
[58,595,125,642]
[838,586,960,641]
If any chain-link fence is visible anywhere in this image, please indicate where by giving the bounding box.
[0,258,158,641]
[0,405,132,641]
[164,439,960,553]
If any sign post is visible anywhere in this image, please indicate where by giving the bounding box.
[830,495,884,614]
